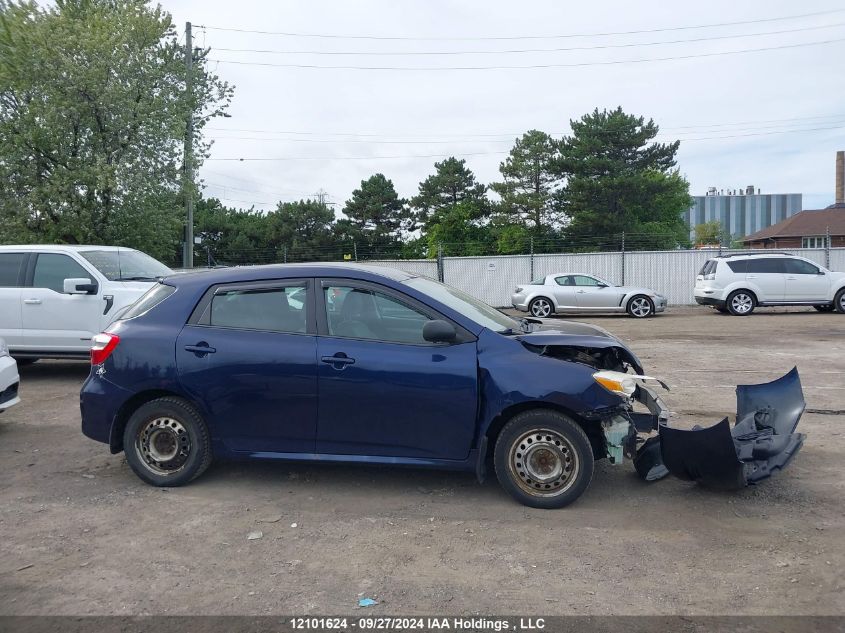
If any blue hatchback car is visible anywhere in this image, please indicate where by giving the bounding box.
[80,263,806,508]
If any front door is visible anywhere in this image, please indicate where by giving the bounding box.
[175,279,318,453]
[20,253,105,353]
[571,275,624,310]
[783,258,831,301]
[315,280,478,460]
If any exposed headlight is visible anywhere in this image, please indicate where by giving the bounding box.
[593,371,637,398]
[0,339,8,357]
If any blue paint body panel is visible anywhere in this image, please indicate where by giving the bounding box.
[80,263,631,472]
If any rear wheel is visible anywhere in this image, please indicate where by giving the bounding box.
[726,290,755,316]
[494,409,594,509]
[529,297,553,318]
[626,295,654,318]
[835,288,845,314]
[123,397,212,487]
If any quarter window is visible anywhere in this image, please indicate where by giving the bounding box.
[0,253,26,287]
[32,254,92,293]
[324,285,431,344]
[209,285,307,333]
[554,276,573,286]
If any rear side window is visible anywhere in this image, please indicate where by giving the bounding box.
[726,259,748,273]
[698,260,717,276]
[121,283,176,320]
[33,253,92,292]
[746,258,784,274]
[0,253,26,287]
[209,285,307,333]
[784,259,820,275]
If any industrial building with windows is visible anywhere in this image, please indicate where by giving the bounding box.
[684,187,803,241]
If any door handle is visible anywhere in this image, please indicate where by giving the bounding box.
[786,276,797,280]
[576,290,586,294]
[23,299,41,305]
[184,343,216,355]
[321,354,355,368]
[747,275,757,279]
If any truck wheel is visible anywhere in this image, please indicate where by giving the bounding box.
[529,297,553,318]
[123,397,212,487]
[726,290,755,316]
[835,288,845,314]
[494,409,594,509]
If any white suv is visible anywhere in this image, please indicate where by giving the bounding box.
[0,245,173,359]
[694,252,845,316]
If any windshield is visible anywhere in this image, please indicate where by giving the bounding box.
[402,276,520,333]
[80,249,173,281]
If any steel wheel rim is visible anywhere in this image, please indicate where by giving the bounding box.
[508,428,579,497]
[136,417,191,475]
[731,293,753,314]
[531,299,551,318]
[630,297,652,317]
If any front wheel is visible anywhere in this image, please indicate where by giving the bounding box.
[726,290,755,316]
[626,295,654,318]
[529,297,553,318]
[835,288,845,314]
[494,410,594,509]
[123,397,212,487]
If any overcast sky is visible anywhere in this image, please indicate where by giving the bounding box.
[164,0,845,213]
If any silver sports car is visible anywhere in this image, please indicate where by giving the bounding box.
[511,273,667,318]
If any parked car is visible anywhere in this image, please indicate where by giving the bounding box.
[694,252,845,315]
[511,273,667,318]
[80,264,804,508]
[0,245,173,360]
[0,337,20,413]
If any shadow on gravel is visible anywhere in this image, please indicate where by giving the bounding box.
[16,360,89,382]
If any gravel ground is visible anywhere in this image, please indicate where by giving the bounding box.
[0,306,843,616]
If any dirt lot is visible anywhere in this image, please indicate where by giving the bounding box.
[1,306,843,616]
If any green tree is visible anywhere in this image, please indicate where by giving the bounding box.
[341,174,411,254]
[268,199,336,260]
[194,198,270,265]
[490,130,563,241]
[0,0,233,261]
[693,220,724,246]
[557,107,691,250]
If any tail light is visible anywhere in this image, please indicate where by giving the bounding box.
[90,333,120,365]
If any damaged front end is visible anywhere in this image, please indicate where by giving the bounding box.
[600,367,806,489]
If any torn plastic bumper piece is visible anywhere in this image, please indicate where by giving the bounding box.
[635,367,806,489]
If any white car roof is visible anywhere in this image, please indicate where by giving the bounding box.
[0,245,138,252]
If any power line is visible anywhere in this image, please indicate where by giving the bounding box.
[197,8,843,41]
[210,22,845,56]
[207,37,845,70]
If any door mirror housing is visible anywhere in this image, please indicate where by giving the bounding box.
[596,283,608,288]
[63,277,97,295]
[422,319,457,344]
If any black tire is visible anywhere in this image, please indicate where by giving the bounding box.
[814,305,834,313]
[123,397,212,487]
[726,290,756,316]
[528,296,554,318]
[626,295,654,318]
[493,409,594,509]
[835,288,845,314]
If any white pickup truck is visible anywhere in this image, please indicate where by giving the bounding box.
[0,245,173,360]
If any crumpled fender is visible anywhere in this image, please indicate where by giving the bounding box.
[657,367,806,488]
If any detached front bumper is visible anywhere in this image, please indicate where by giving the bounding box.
[619,368,806,489]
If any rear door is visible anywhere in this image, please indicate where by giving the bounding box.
[315,279,478,460]
[20,252,105,353]
[0,252,27,348]
[550,276,578,310]
[783,258,830,301]
[176,279,318,453]
[745,257,786,302]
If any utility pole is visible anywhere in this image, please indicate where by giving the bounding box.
[183,21,194,268]
[314,189,329,206]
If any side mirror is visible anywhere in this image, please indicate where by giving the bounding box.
[63,278,97,295]
[596,283,608,288]
[423,319,457,344]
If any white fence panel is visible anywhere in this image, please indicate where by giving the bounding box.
[533,252,621,284]
[828,248,845,271]
[625,249,712,305]
[442,255,531,307]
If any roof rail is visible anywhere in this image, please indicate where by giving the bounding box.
[714,251,794,259]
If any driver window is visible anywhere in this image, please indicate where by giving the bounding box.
[33,253,92,293]
[573,275,601,286]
